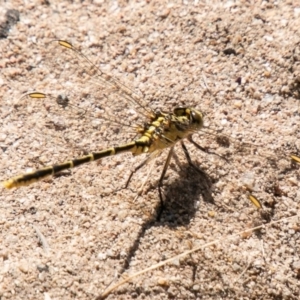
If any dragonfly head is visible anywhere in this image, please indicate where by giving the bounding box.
[189,108,204,129]
[174,107,204,131]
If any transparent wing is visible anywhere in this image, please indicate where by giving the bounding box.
[14,40,155,155]
[56,41,151,115]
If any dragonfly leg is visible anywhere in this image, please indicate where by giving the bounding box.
[188,135,229,163]
[181,141,206,177]
[181,141,214,203]
[125,150,160,188]
[156,147,175,219]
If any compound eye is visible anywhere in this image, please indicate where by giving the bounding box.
[191,110,203,125]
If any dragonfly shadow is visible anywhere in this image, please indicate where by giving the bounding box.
[159,161,214,227]
[118,161,213,278]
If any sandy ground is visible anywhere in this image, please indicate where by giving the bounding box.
[0,1,300,299]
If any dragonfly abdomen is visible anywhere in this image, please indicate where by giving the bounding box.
[2,141,144,189]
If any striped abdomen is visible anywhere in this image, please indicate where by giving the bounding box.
[2,141,143,189]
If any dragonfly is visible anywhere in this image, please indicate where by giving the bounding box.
[2,40,299,209]
[2,40,212,202]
